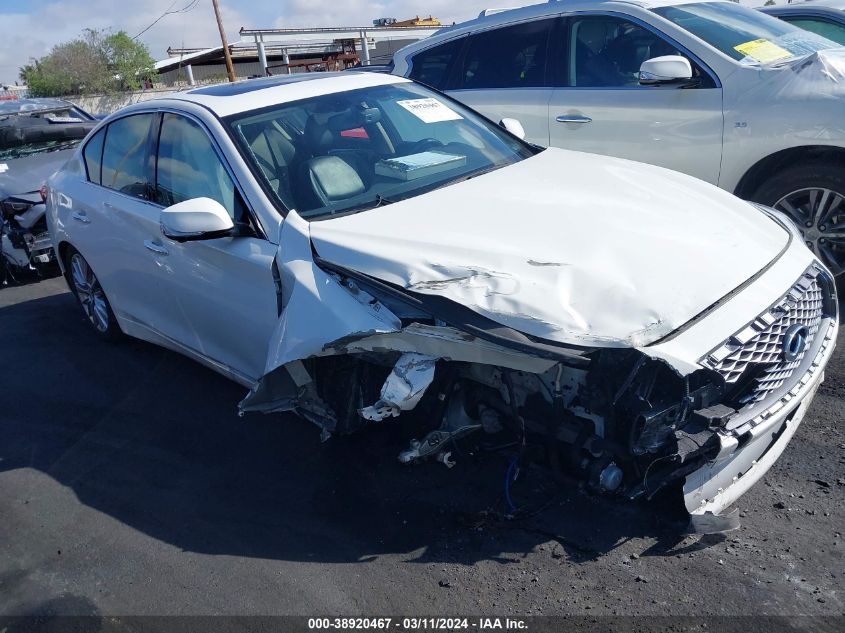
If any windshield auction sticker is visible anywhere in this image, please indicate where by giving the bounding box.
[397,98,463,123]
[734,39,792,64]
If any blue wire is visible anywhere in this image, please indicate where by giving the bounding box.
[504,457,519,514]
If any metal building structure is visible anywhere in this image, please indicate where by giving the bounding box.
[155,20,443,87]
[239,24,443,74]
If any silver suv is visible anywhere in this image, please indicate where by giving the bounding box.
[391,0,845,275]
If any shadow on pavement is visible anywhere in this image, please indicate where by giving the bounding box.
[0,286,701,568]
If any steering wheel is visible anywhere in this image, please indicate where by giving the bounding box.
[408,138,443,153]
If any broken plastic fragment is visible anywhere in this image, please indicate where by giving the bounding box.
[359,353,437,421]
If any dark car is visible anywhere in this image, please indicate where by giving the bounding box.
[760,0,845,45]
[1,98,96,282]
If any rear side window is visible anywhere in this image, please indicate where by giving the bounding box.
[454,19,553,90]
[408,38,464,89]
[82,127,105,184]
[101,113,155,199]
[155,113,245,221]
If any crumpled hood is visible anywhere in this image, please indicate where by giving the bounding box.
[308,148,789,347]
[0,148,74,199]
[768,48,845,101]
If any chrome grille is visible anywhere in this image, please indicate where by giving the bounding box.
[704,268,826,406]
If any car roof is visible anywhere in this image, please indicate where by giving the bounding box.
[394,0,733,57]
[164,71,411,118]
[0,97,80,116]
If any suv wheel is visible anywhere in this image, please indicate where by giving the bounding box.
[752,162,845,277]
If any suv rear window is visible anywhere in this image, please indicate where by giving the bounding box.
[454,19,553,89]
[408,38,464,89]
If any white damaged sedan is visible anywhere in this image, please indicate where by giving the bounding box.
[46,73,838,525]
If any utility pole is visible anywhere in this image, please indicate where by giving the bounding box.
[212,0,237,83]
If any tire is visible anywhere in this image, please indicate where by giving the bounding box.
[64,246,122,341]
[751,162,845,277]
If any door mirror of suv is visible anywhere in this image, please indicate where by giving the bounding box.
[160,197,235,242]
[499,118,526,140]
[639,55,693,85]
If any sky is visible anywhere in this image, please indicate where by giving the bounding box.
[0,0,548,85]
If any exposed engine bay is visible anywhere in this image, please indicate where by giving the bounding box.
[309,343,725,503]
[1,193,53,283]
[241,236,837,527]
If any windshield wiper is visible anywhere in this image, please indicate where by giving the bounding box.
[372,193,398,207]
[330,193,400,216]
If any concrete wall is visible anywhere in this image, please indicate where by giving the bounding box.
[369,38,417,65]
[158,61,263,86]
[66,87,180,116]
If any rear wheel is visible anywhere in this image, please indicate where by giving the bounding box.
[65,247,121,340]
[752,162,845,277]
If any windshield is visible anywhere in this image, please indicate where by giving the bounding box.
[227,81,535,219]
[0,106,90,123]
[653,2,839,65]
[0,107,93,160]
[0,139,81,161]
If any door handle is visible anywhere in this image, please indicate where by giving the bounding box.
[71,211,90,224]
[556,115,593,124]
[143,240,169,256]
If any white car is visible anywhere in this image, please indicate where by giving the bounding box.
[46,72,837,525]
[391,0,845,276]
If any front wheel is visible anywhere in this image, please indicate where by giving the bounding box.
[65,247,121,340]
[751,162,845,277]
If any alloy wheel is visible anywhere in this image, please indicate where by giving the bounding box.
[775,187,845,276]
[70,253,110,332]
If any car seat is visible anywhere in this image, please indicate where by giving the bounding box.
[242,122,296,206]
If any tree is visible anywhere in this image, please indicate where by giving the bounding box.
[18,63,35,84]
[100,31,157,91]
[20,29,156,96]
[21,36,108,97]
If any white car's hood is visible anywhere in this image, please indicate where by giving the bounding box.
[308,148,789,348]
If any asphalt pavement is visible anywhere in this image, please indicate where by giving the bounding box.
[1,276,843,617]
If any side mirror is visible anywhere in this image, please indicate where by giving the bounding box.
[639,55,693,85]
[160,197,234,242]
[499,118,526,140]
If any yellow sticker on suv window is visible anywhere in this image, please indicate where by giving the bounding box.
[734,39,792,63]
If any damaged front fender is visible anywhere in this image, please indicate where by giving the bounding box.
[239,211,403,427]
[240,209,579,423]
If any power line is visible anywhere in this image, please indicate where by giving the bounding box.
[133,0,201,40]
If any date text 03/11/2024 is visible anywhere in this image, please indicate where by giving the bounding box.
[307,618,528,630]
